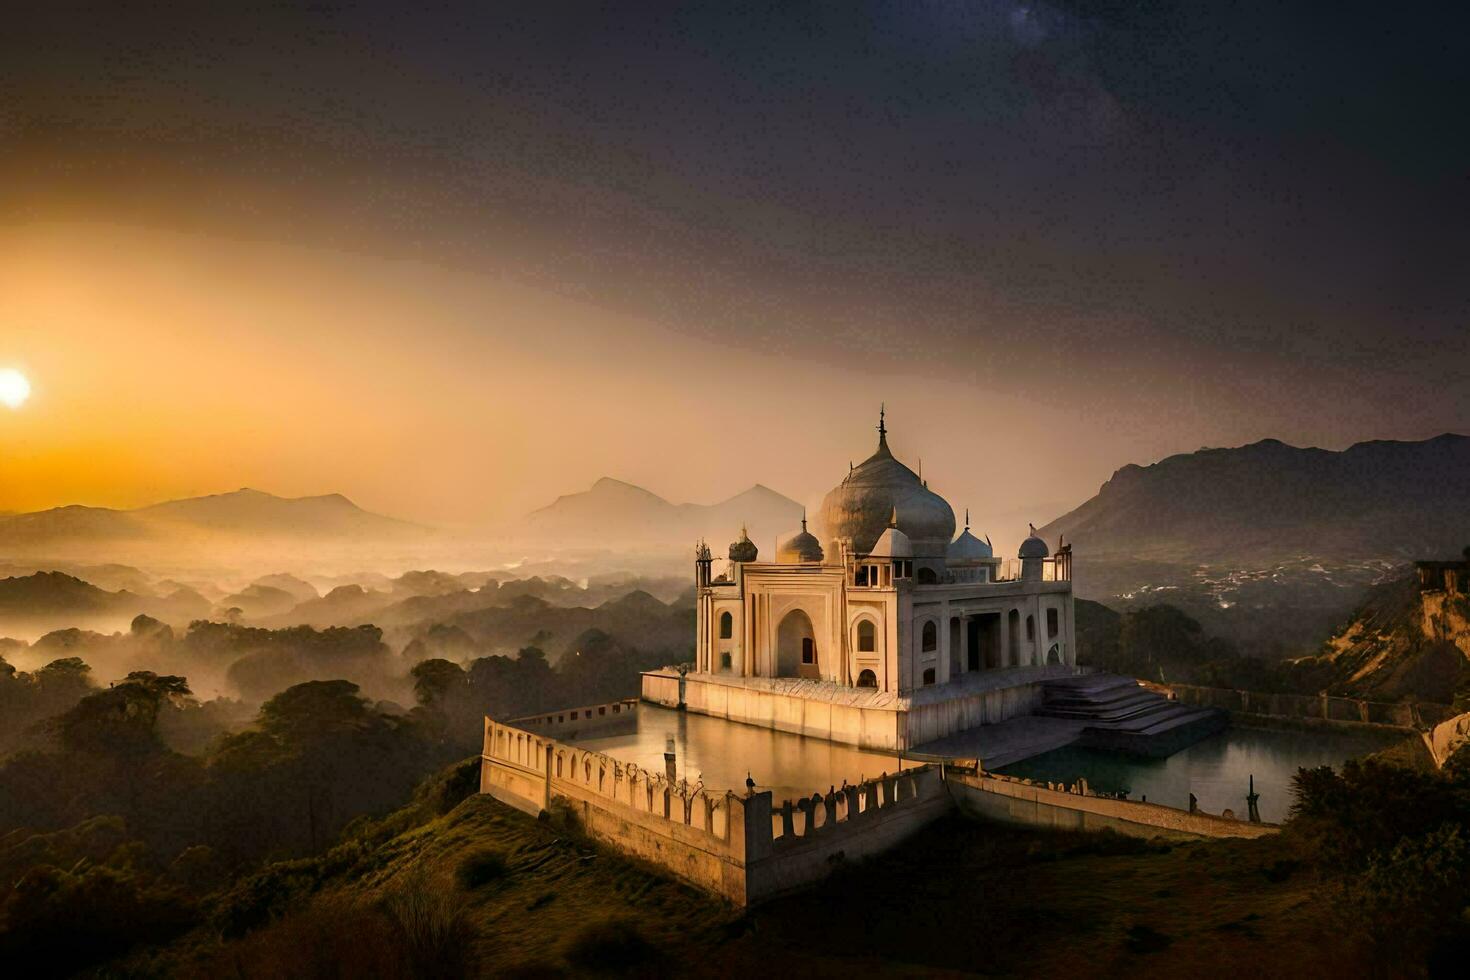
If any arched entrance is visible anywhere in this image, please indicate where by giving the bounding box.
[777,608,818,679]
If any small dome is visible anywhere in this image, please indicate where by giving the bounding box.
[869,508,913,559]
[870,525,913,559]
[777,518,825,563]
[728,526,759,563]
[1019,530,1050,559]
[948,528,993,561]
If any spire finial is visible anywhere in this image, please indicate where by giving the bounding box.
[965,508,970,531]
[801,508,807,532]
[889,505,899,528]
[878,403,886,439]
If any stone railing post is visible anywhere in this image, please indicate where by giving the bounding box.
[541,744,552,811]
[731,791,773,863]
[843,784,861,818]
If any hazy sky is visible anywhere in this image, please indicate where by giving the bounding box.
[2,2,1467,543]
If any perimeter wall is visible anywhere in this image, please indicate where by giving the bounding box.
[480,706,950,905]
[1167,684,1457,730]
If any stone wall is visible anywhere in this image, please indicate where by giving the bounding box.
[902,682,1046,746]
[946,768,1278,840]
[745,766,952,901]
[506,698,640,740]
[644,670,908,750]
[644,669,1053,750]
[481,714,749,903]
[482,709,1285,906]
[481,713,952,905]
[1167,684,1457,731]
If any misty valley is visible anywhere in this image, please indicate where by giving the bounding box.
[1,437,1468,975]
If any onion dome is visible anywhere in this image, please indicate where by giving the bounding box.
[776,515,825,563]
[1019,524,1051,559]
[728,525,759,563]
[869,508,913,559]
[818,407,955,558]
[948,509,993,561]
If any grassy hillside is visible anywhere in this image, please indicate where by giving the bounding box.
[139,767,1382,978]
[1283,574,1470,705]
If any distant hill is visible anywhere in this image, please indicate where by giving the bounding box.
[1041,434,1470,562]
[0,571,210,639]
[524,477,802,547]
[137,488,418,538]
[1038,434,1470,656]
[0,488,423,558]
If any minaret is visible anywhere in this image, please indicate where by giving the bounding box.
[694,538,713,589]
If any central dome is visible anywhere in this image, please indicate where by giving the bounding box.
[818,415,955,558]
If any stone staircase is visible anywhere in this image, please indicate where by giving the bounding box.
[1038,674,1228,757]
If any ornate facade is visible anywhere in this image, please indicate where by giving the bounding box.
[693,411,1076,696]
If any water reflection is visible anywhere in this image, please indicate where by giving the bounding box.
[998,725,1404,823]
[571,704,904,801]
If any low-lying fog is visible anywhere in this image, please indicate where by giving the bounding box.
[0,539,697,724]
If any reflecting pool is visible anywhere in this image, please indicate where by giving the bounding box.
[997,724,1404,823]
[570,703,905,801]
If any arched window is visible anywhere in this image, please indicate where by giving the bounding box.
[922,668,936,686]
[1026,615,1035,641]
[719,611,733,639]
[858,619,876,652]
[1046,607,1059,638]
[921,620,937,652]
[856,669,878,688]
[917,566,938,584]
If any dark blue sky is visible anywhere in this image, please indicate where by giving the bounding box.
[4,1,1468,454]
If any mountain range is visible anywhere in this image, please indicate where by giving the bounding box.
[1039,433,1470,655]
[522,477,803,548]
[0,488,422,558]
[1041,434,1470,562]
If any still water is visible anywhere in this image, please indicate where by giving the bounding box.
[998,725,1403,823]
[571,703,904,801]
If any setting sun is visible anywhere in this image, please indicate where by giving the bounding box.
[0,368,30,409]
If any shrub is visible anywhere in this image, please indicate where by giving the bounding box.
[381,877,479,979]
[1288,760,1470,868]
[1344,823,1470,969]
[563,916,660,972]
[456,848,508,890]
[212,895,410,979]
[0,863,197,976]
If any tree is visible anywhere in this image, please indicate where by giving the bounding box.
[54,671,192,755]
[257,680,375,744]
[410,659,466,710]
